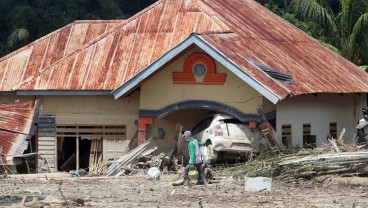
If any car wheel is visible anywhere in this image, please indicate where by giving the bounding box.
[206,144,218,164]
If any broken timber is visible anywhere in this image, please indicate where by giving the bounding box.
[107,139,157,176]
[279,151,368,178]
[261,122,286,151]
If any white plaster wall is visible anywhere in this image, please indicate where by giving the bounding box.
[276,94,360,147]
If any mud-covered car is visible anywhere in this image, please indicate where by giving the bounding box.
[191,114,267,163]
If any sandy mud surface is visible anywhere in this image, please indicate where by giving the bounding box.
[0,173,367,207]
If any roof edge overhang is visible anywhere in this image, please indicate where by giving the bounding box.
[16,90,112,96]
[112,34,282,104]
[0,91,17,95]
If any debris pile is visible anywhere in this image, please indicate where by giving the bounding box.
[107,139,182,177]
[136,153,179,173]
[220,130,368,180]
[107,139,158,176]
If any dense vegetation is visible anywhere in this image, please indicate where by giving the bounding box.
[261,0,368,66]
[0,0,367,67]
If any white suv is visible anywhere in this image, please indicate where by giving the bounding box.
[191,114,266,163]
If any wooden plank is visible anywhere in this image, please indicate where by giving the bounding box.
[56,129,125,134]
[39,154,55,158]
[103,135,126,140]
[38,132,56,137]
[38,141,55,146]
[38,137,56,141]
[57,126,125,134]
[39,146,55,150]
[56,134,126,139]
[38,153,55,156]
[76,138,79,170]
[38,150,56,155]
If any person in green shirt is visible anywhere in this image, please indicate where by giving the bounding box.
[182,131,206,185]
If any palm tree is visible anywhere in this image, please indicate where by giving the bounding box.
[7,28,29,49]
[291,0,368,65]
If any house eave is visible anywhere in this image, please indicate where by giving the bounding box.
[16,90,112,96]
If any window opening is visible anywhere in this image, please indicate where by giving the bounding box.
[281,124,292,147]
[303,124,316,148]
[329,122,337,139]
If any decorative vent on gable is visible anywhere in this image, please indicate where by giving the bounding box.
[172,52,226,85]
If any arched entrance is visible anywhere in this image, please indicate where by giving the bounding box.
[137,100,264,149]
[139,100,263,122]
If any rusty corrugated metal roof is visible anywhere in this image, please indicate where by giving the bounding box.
[0,20,123,91]
[14,0,230,91]
[198,0,368,96]
[5,0,368,97]
[0,100,39,165]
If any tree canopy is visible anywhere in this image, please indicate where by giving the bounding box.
[291,0,368,65]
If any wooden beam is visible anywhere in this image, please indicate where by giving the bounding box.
[76,138,79,171]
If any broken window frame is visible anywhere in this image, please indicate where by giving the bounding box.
[303,123,316,148]
[56,125,126,172]
[281,124,292,147]
[329,122,337,139]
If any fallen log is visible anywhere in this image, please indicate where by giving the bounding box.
[221,150,368,179]
[314,175,368,187]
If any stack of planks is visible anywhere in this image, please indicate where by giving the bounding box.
[89,139,103,176]
[107,139,157,176]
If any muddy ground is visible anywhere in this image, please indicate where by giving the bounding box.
[0,172,368,208]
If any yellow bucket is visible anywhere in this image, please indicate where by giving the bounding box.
[188,170,198,180]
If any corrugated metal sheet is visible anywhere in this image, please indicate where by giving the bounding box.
[0,100,39,165]
[14,0,230,91]
[198,0,368,97]
[0,20,123,91]
[6,0,368,97]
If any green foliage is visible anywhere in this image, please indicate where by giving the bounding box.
[256,0,368,65]
[7,28,29,49]
[291,0,368,65]
[260,1,325,47]
[282,13,323,38]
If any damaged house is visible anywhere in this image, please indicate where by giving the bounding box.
[0,0,367,173]
[0,100,39,173]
